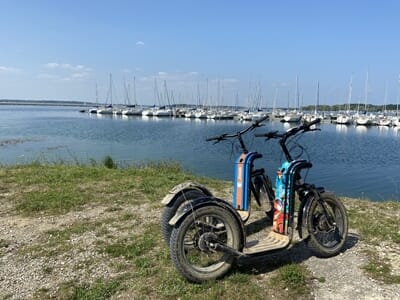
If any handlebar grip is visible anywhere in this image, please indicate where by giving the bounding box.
[254,133,266,137]
[309,118,321,126]
[206,136,221,142]
[254,115,269,125]
[254,130,279,138]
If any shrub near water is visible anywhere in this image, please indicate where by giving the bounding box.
[103,155,117,169]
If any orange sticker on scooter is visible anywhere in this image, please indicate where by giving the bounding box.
[235,154,247,210]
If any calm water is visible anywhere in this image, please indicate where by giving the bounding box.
[1,105,399,201]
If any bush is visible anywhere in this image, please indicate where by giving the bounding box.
[103,155,117,169]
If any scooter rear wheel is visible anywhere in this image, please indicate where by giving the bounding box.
[169,205,242,283]
[306,194,348,258]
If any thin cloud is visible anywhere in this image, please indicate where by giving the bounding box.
[42,62,92,81]
[37,73,61,79]
[71,72,90,79]
[136,41,145,46]
[45,62,92,72]
[45,62,59,69]
[139,71,202,83]
[210,77,239,84]
[0,66,21,73]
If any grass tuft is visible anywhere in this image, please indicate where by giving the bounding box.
[269,263,312,298]
[362,250,400,284]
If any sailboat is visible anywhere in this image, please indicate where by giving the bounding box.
[355,72,374,126]
[377,82,392,126]
[123,76,143,116]
[153,80,173,117]
[336,76,353,125]
[391,75,400,127]
[304,80,322,122]
[88,83,99,113]
[97,73,114,115]
[282,75,302,123]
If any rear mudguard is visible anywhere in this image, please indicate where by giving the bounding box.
[297,187,328,239]
[161,181,213,206]
[169,196,246,249]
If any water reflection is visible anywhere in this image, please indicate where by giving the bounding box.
[393,127,400,136]
[377,125,389,135]
[355,125,368,134]
[335,124,348,133]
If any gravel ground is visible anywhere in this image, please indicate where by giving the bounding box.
[0,203,399,299]
[305,236,400,300]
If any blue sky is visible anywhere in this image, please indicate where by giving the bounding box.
[0,0,399,107]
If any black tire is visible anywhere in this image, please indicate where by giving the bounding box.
[254,175,274,220]
[169,205,242,283]
[161,189,205,244]
[306,194,348,258]
[260,179,274,221]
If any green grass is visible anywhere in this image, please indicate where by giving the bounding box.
[33,278,123,300]
[1,162,198,216]
[342,197,400,284]
[362,250,400,284]
[345,198,400,244]
[269,263,312,298]
[103,230,158,260]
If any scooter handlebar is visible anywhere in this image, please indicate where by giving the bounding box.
[205,115,269,142]
[206,134,227,142]
[254,130,280,139]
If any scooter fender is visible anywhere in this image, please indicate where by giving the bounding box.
[161,181,213,206]
[169,196,246,248]
[298,188,327,239]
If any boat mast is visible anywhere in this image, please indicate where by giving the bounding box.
[163,80,171,107]
[205,78,209,109]
[105,73,113,106]
[153,78,160,106]
[295,75,299,111]
[123,77,130,106]
[397,74,400,116]
[234,90,239,109]
[364,71,369,112]
[272,86,278,114]
[133,76,137,106]
[109,73,113,106]
[315,80,319,115]
[95,82,99,105]
[384,81,388,114]
[196,82,201,108]
[347,75,353,113]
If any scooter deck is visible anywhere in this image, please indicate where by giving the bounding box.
[243,231,290,254]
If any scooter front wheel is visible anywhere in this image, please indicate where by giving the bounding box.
[306,194,348,258]
[169,205,242,283]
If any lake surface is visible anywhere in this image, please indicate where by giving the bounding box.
[1,105,399,202]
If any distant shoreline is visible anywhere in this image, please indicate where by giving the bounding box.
[0,99,95,107]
